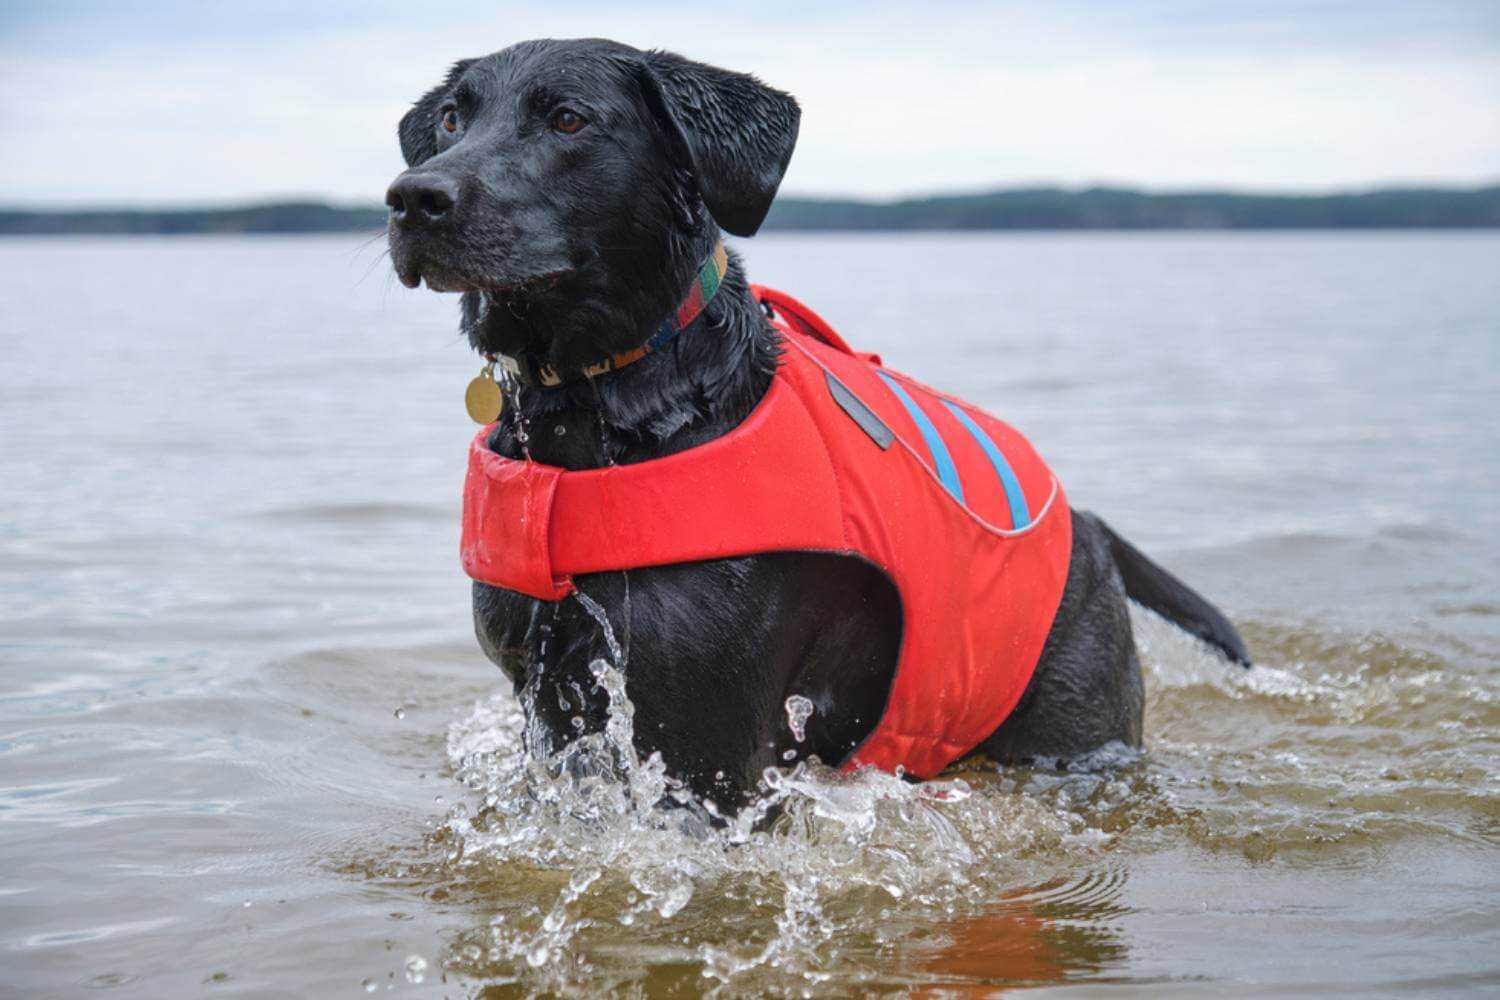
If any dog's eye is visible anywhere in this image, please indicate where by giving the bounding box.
[441,108,460,134]
[550,108,587,135]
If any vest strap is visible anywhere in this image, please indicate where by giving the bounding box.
[462,372,849,599]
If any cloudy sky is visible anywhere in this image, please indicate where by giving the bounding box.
[1,1,1496,207]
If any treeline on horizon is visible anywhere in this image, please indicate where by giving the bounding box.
[2,186,1498,235]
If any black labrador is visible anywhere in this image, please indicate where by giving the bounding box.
[385,38,1249,812]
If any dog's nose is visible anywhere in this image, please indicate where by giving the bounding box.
[385,173,459,226]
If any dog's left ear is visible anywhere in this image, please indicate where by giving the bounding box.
[637,50,800,238]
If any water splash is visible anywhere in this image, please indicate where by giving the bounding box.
[573,589,624,669]
[495,364,531,462]
[440,673,1098,992]
[784,694,815,743]
[430,587,1154,991]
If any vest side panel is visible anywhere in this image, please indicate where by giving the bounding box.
[784,331,1075,778]
[850,491,1072,777]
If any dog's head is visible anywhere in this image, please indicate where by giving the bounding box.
[386,39,799,369]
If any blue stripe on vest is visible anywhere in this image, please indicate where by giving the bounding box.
[941,400,1032,529]
[876,372,965,503]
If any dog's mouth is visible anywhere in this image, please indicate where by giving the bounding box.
[393,258,571,297]
[482,269,572,299]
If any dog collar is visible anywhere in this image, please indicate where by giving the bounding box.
[493,241,729,390]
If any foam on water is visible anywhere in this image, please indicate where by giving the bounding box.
[442,685,1098,991]
[436,592,1116,992]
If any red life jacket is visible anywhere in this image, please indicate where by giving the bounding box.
[461,286,1072,778]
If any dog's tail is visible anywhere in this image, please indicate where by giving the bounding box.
[1098,517,1252,667]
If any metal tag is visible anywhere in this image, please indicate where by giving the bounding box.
[464,361,504,424]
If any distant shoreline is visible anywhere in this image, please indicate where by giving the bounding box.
[3,185,1497,234]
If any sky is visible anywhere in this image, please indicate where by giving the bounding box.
[1,1,1497,207]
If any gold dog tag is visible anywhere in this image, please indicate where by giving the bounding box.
[464,359,504,424]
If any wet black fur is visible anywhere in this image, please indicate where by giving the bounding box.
[388,38,1250,813]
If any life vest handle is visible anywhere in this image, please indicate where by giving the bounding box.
[750,284,879,363]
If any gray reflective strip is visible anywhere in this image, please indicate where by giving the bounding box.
[825,372,894,449]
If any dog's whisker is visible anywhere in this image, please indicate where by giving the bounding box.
[355,247,392,288]
[347,227,390,257]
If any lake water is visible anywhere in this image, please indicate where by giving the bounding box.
[2,232,1497,996]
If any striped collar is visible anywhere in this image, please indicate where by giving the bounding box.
[493,241,729,388]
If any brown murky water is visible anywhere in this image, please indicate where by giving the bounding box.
[2,233,1497,996]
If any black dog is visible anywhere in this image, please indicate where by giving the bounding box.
[386,39,1249,812]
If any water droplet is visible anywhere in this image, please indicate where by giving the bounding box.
[782,749,796,761]
[554,424,566,436]
[361,977,377,993]
[393,707,406,720]
[569,866,602,893]
[658,882,693,918]
[784,694,815,743]
[403,955,427,984]
[576,591,625,667]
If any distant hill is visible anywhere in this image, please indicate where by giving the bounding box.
[766,186,1500,230]
[3,186,1498,235]
[0,201,388,236]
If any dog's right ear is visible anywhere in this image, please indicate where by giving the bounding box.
[398,59,476,166]
[636,51,800,238]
